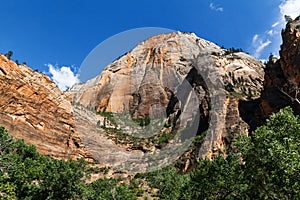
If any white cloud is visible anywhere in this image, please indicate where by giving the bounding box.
[252,34,259,43]
[250,0,300,59]
[272,22,280,28]
[47,64,80,91]
[279,0,300,20]
[267,30,274,36]
[256,40,272,57]
[251,34,272,58]
[209,3,223,12]
[250,28,279,59]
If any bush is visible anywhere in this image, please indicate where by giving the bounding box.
[4,51,13,59]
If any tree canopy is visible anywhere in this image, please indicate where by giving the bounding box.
[0,107,299,199]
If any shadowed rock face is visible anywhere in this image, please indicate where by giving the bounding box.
[0,55,92,160]
[261,16,300,117]
[280,17,300,86]
[71,32,265,159]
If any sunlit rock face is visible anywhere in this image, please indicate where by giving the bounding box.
[0,54,92,160]
[0,31,266,165]
[70,32,264,160]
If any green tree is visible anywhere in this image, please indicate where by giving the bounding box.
[4,51,13,60]
[143,166,190,200]
[0,126,136,199]
[187,153,247,199]
[235,107,300,199]
[82,178,137,200]
[1,106,299,199]
[0,127,86,199]
[183,107,300,199]
[285,15,293,22]
[0,183,16,200]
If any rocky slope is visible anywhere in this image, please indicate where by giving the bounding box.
[0,54,92,160]
[70,32,265,163]
[260,16,300,117]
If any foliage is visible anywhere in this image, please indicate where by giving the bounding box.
[211,47,243,57]
[0,127,86,199]
[138,165,190,200]
[285,15,293,22]
[139,154,245,200]
[140,107,300,199]
[132,118,151,126]
[82,178,136,200]
[224,47,243,55]
[229,91,244,97]
[4,51,13,60]
[211,51,221,56]
[0,126,136,199]
[187,154,247,199]
[0,182,16,200]
[235,107,300,199]
[98,111,162,128]
[264,53,276,68]
[98,111,178,148]
[0,106,299,199]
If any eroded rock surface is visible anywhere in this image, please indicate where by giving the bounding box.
[0,31,266,165]
[71,32,265,160]
[261,16,300,117]
[0,54,92,160]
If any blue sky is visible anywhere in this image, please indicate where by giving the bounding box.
[0,0,299,90]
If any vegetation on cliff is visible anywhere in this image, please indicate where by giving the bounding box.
[0,107,299,199]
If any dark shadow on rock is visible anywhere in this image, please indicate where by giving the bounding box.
[238,98,264,133]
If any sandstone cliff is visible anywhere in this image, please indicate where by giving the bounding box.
[260,16,300,117]
[0,54,92,160]
[70,32,265,163]
[0,31,266,168]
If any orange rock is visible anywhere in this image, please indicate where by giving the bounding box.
[0,54,93,160]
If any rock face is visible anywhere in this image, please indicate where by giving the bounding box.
[71,32,265,159]
[0,54,92,160]
[260,16,300,117]
[280,17,300,86]
[72,33,264,113]
[0,32,266,164]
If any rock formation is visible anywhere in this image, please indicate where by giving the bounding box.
[260,16,300,117]
[0,54,92,160]
[0,31,267,167]
[70,32,265,161]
